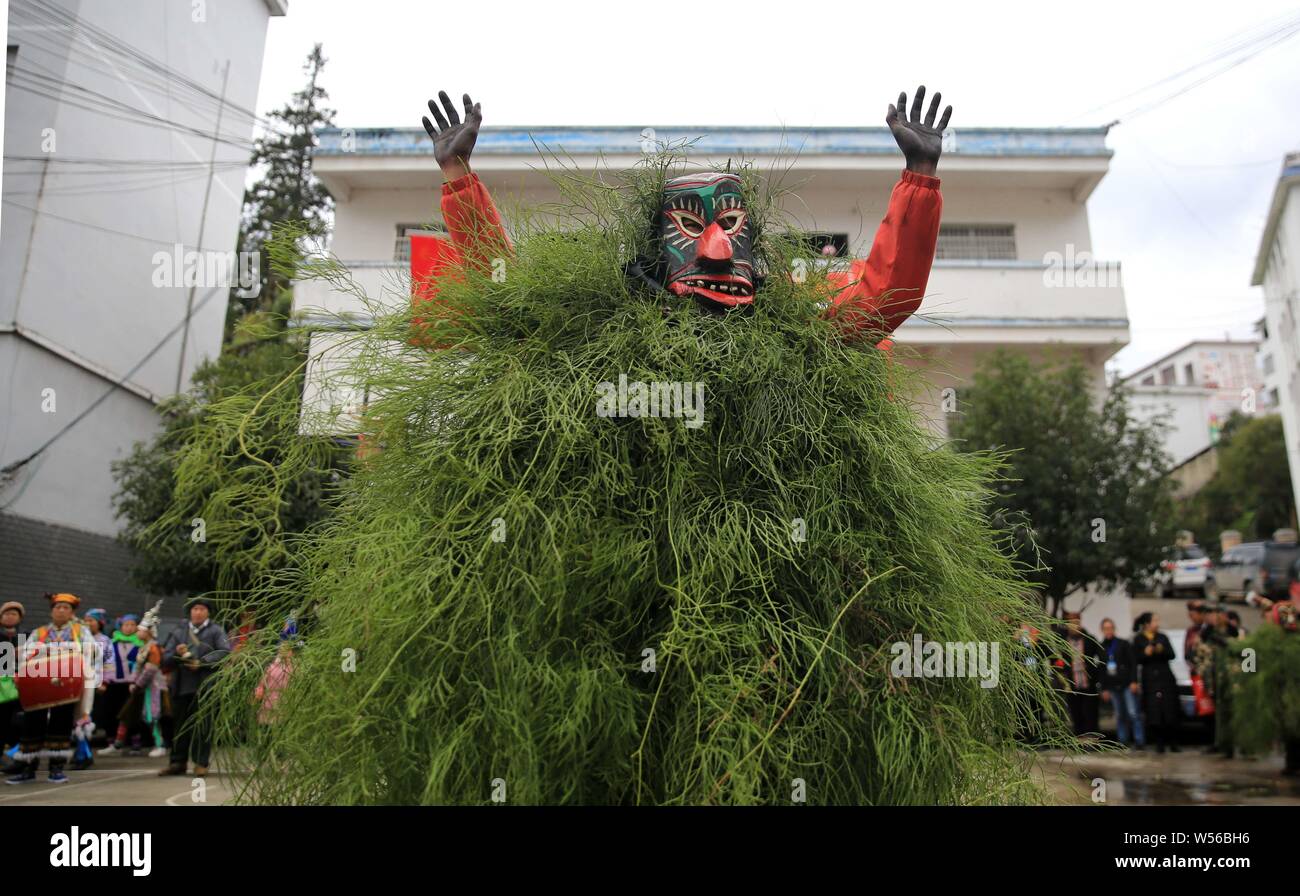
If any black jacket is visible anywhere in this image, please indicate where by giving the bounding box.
[161,621,231,696]
[1134,630,1180,724]
[1098,636,1136,689]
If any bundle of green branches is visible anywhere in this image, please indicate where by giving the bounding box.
[1229,623,1300,756]
[177,154,1070,804]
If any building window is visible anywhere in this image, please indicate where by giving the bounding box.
[1183,362,1195,385]
[6,45,17,80]
[1159,365,1175,385]
[799,232,848,258]
[1140,375,1155,386]
[394,223,447,264]
[935,224,1016,261]
[1264,354,1275,376]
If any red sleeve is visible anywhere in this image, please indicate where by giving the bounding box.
[439,172,512,267]
[822,169,942,342]
[409,173,514,348]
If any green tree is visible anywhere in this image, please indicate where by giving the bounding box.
[112,317,342,597]
[114,47,342,599]
[227,43,335,328]
[1183,412,1295,541]
[949,351,1177,614]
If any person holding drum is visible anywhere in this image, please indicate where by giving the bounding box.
[4,593,96,785]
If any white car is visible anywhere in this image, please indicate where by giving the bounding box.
[1153,544,1216,599]
[1162,629,1198,719]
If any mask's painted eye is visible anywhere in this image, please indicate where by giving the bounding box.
[667,209,706,238]
[716,210,747,235]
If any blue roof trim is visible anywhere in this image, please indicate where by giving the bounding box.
[902,316,1129,328]
[316,126,1112,158]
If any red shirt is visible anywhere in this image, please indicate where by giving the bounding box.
[411,170,943,347]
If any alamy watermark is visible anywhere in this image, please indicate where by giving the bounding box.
[889,634,1000,688]
[1042,244,1120,288]
[152,244,260,297]
[596,373,706,429]
[0,637,100,679]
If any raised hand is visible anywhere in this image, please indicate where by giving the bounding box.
[886,86,952,177]
[421,90,482,181]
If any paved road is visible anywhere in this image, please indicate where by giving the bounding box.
[0,754,235,806]
[1039,745,1300,805]
[4,747,1294,806]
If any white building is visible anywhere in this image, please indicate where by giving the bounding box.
[297,124,1129,435]
[1253,151,1300,520]
[1,0,286,615]
[1257,316,1283,412]
[1123,339,1263,468]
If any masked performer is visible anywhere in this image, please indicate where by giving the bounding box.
[196,83,1067,805]
[414,88,950,344]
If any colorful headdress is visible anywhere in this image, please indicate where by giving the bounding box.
[139,601,164,634]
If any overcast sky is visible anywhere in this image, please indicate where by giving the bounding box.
[253,0,1300,376]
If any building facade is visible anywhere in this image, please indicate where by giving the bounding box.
[1253,151,1300,520]
[1123,339,1264,469]
[1,0,286,618]
[296,124,1129,437]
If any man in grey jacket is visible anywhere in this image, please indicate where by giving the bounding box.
[158,597,230,778]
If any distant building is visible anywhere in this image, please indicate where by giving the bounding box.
[0,0,286,619]
[296,124,1129,436]
[1253,151,1300,520]
[1256,317,1283,412]
[1123,339,1263,468]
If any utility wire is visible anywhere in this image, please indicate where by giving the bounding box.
[6,70,257,150]
[1064,10,1300,126]
[0,287,225,481]
[10,38,276,139]
[14,0,283,135]
[2,197,245,254]
[5,155,251,168]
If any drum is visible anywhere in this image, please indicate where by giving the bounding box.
[16,644,85,711]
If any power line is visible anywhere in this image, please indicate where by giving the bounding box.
[13,0,285,136]
[6,70,257,150]
[2,197,243,254]
[0,286,226,484]
[2,168,229,198]
[1118,25,1300,123]
[9,36,277,140]
[5,155,251,168]
[1064,10,1300,126]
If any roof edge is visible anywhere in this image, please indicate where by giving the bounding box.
[1251,153,1300,286]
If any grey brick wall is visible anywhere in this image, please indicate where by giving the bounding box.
[0,512,185,633]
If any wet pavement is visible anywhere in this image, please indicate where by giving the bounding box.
[2,746,1295,806]
[1038,744,1300,805]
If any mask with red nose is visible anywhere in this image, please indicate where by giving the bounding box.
[655,172,756,310]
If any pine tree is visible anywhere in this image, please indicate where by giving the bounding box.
[228,43,335,329]
[114,48,342,600]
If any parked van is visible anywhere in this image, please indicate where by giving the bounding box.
[1217,540,1300,602]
